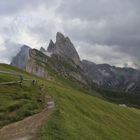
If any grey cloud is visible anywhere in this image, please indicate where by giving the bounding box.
[57,0,140,21]
[0,40,21,63]
[0,0,140,68]
[0,0,37,15]
[77,42,127,64]
[56,0,140,65]
[0,0,59,15]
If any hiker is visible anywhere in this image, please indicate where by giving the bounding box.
[19,75,23,87]
[32,80,36,85]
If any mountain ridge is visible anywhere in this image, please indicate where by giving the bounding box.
[82,59,140,91]
[11,32,140,92]
[11,33,88,87]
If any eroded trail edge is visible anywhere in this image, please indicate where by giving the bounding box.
[0,94,55,140]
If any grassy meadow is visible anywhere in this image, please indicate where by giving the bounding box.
[0,64,140,140]
[0,64,44,128]
[39,82,140,140]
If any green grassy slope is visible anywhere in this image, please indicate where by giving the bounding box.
[0,64,140,140]
[39,82,140,140]
[0,64,44,128]
[93,87,140,108]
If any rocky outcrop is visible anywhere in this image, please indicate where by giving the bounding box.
[47,40,55,52]
[26,49,53,80]
[47,32,82,67]
[40,47,46,53]
[40,46,52,57]
[11,46,53,80]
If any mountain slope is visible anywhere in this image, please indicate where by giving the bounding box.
[40,85,140,140]
[0,64,140,140]
[10,32,140,109]
[0,64,44,128]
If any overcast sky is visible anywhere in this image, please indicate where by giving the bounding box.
[0,0,140,68]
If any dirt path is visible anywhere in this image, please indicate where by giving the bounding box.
[0,94,55,140]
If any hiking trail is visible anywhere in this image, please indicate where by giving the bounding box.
[0,94,55,140]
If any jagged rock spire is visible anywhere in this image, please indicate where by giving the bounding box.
[47,32,81,67]
[47,40,55,52]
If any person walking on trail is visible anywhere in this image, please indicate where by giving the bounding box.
[32,80,36,85]
[19,75,23,87]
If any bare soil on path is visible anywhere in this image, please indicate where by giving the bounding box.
[0,94,55,140]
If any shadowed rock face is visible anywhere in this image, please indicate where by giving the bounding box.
[47,32,82,67]
[47,40,55,52]
[11,45,30,69]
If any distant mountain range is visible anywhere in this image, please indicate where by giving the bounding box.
[82,60,140,91]
[11,32,140,92]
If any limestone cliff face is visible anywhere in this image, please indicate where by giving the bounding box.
[26,49,53,80]
[11,46,52,80]
[47,32,82,67]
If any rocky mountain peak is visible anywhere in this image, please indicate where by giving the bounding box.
[56,32,65,42]
[19,45,30,52]
[11,45,31,69]
[47,40,55,52]
[40,47,46,53]
[47,32,81,67]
